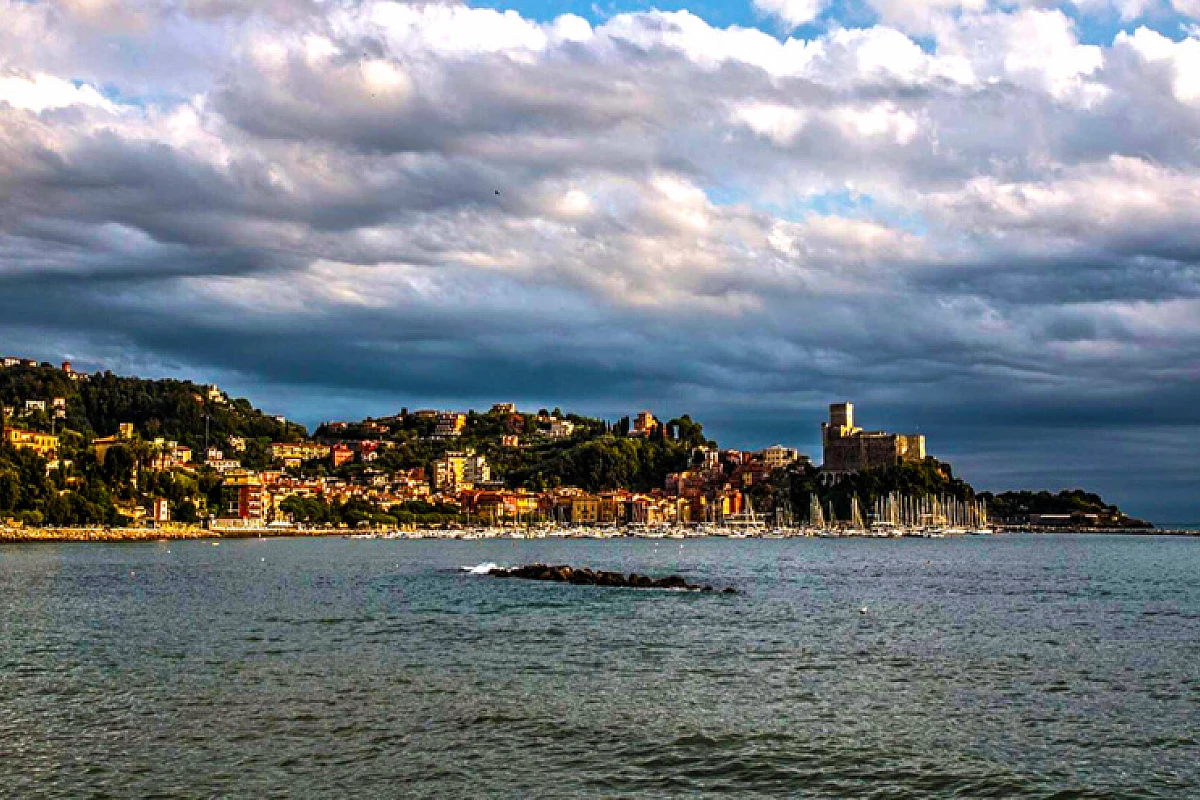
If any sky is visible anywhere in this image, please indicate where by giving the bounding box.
[1,0,1199,522]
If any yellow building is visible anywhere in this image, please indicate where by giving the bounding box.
[761,445,803,470]
[3,428,59,458]
[633,410,659,436]
[569,495,600,524]
[271,441,331,466]
[433,450,490,491]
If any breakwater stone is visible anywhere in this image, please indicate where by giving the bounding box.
[489,563,737,593]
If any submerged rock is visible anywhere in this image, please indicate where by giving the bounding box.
[489,563,736,594]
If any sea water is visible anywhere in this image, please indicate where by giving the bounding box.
[1,534,1197,797]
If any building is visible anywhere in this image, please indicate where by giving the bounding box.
[206,457,242,473]
[3,428,59,458]
[568,495,600,524]
[546,418,575,440]
[691,446,719,470]
[490,403,517,415]
[543,493,601,525]
[218,470,266,524]
[820,402,925,475]
[150,439,192,470]
[761,445,806,471]
[501,434,520,447]
[331,443,355,468]
[151,498,171,525]
[432,450,490,491]
[24,400,46,413]
[470,489,539,523]
[271,441,331,467]
[434,412,467,439]
[632,410,659,436]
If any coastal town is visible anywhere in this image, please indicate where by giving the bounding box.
[0,356,1151,540]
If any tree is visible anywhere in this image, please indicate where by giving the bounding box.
[174,499,199,524]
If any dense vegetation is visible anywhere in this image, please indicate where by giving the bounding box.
[277,496,461,529]
[0,364,299,526]
[318,410,713,493]
[0,365,300,448]
[977,489,1150,527]
[758,458,977,522]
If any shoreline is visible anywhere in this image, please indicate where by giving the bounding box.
[1,526,1195,544]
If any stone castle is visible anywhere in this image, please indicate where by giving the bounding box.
[821,402,925,474]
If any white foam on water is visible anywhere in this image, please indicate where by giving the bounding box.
[460,562,499,575]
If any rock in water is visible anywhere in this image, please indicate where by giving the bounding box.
[489,563,736,593]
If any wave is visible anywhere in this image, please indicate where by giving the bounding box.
[460,562,499,575]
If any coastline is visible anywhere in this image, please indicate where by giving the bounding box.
[1,525,1195,544]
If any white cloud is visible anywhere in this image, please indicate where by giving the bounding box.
[754,0,827,29]
[934,9,1105,103]
[1115,26,1200,103]
[0,71,117,113]
[731,102,810,145]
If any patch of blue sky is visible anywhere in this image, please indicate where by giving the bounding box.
[470,0,759,27]
[468,0,866,38]
[1049,4,1193,44]
[705,184,929,236]
[467,1,1196,46]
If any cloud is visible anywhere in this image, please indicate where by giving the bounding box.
[753,0,826,29]
[1,1,1199,518]
[0,71,118,113]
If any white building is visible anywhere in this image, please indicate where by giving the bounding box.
[761,445,803,470]
[546,418,575,440]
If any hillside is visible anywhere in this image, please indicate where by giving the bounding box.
[0,363,302,527]
[0,364,302,448]
[977,489,1152,528]
[761,458,977,522]
[315,410,712,492]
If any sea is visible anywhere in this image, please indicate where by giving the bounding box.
[1,534,1197,798]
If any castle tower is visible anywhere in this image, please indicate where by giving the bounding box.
[829,402,854,431]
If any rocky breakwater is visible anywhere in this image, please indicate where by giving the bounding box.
[0,526,215,543]
[489,563,737,593]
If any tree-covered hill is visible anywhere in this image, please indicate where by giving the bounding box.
[977,489,1151,528]
[0,364,302,448]
[0,363,301,527]
[759,460,1150,528]
[762,458,977,522]
[318,408,714,493]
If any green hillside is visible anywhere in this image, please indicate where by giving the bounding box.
[0,364,302,448]
[0,363,303,526]
[315,410,712,492]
